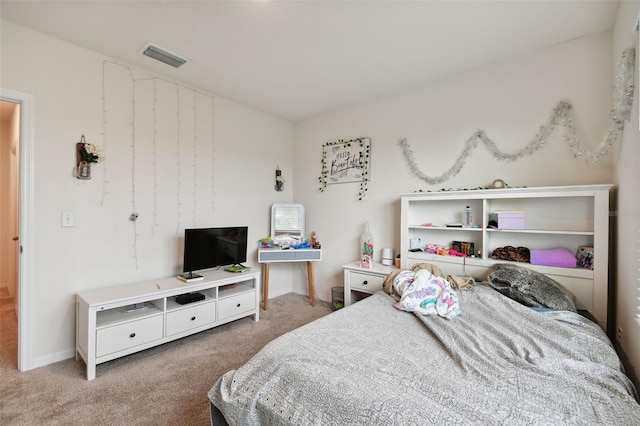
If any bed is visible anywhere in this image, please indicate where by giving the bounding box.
[208,264,640,425]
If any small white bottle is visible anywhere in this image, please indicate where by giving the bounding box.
[465,206,473,227]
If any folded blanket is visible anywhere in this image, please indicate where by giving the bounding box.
[392,269,461,319]
[530,247,576,268]
[491,245,530,262]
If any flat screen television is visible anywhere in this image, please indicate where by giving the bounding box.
[181,226,248,278]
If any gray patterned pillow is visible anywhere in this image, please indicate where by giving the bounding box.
[487,263,577,312]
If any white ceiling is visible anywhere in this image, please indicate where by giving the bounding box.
[0,0,620,122]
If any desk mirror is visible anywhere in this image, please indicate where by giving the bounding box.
[271,203,305,243]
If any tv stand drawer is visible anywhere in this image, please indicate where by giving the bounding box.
[166,301,216,336]
[96,314,164,358]
[218,291,256,320]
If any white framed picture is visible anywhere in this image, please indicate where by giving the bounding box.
[318,137,371,200]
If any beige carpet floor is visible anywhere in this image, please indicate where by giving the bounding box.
[0,293,332,425]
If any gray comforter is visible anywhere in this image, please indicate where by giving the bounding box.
[209,285,640,425]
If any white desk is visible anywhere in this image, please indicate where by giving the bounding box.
[258,248,322,310]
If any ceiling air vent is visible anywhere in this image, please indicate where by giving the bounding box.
[141,43,188,68]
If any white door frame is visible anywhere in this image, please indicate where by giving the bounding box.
[1,88,34,372]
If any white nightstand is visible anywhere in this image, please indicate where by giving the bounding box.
[342,261,397,306]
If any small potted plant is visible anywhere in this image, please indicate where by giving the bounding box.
[275,167,284,191]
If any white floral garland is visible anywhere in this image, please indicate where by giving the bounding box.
[400,48,635,185]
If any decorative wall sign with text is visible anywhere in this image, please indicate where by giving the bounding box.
[319,137,370,200]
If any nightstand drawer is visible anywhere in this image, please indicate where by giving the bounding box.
[218,291,256,320]
[349,271,385,293]
[96,314,164,358]
[166,301,216,337]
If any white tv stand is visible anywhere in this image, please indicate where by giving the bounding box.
[75,268,260,380]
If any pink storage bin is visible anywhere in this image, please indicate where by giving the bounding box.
[489,211,526,230]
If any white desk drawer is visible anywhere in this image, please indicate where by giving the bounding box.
[218,291,256,320]
[166,301,216,336]
[258,248,322,262]
[349,271,385,293]
[96,314,163,358]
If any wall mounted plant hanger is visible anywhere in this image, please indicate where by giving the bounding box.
[75,134,104,179]
[275,166,284,191]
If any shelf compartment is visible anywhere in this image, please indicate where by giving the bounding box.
[486,196,594,233]
[407,228,483,256]
[486,228,593,236]
[405,199,483,229]
[406,252,467,264]
[408,225,483,231]
[218,281,255,299]
[405,251,594,280]
[487,232,593,254]
[166,291,215,312]
[97,299,163,328]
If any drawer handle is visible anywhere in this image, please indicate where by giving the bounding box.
[191,316,196,321]
[363,280,368,285]
[236,303,241,308]
[129,333,136,338]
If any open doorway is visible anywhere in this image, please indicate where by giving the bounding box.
[0,99,20,369]
[0,88,33,373]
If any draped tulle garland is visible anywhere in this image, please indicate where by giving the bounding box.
[399,48,636,186]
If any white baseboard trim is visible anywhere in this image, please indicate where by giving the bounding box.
[31,349,75,370]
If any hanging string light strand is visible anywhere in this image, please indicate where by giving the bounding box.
[100,61,111,206]
[211,96,216,214]
[176,84,182,236]
[129,69,140,269]
[151,78,160,234]
[192,89,198,228]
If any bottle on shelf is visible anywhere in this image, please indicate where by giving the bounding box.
[360,221,374,268]
[465,205,473,227]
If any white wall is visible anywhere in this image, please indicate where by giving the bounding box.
[612,0,640,390]
[0,20,295,367]
[294,31,615,301]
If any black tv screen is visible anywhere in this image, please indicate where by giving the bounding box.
[183,226,248,273]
